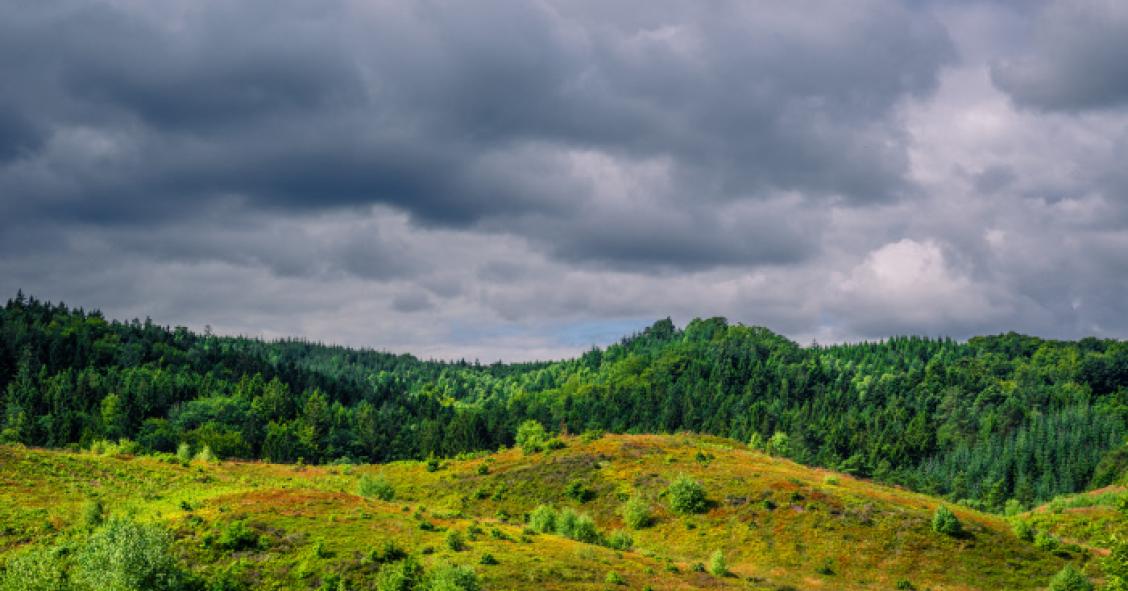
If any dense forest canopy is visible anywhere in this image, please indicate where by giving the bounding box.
[2,292,1126,512]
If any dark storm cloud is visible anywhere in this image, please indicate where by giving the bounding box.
[5,0,1128,359]
[991,0,1128,111]
[0,0,954,269]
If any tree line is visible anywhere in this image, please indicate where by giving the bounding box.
[2,293,1126,510]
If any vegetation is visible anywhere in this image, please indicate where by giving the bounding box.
[1047,564,1092,591]
[359,474,396,501]
[931,506,962,537]
[0,432,1098,589]
[2,294,1127,588]
[1,296,1126,510]
[665,475,707,515]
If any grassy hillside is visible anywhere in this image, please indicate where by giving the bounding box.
[0,433,1094,590]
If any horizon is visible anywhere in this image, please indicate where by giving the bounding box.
[2,1,1127,361]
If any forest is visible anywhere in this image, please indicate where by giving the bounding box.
[3,292,1126,512]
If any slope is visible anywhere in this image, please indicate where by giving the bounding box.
[0,433,1082,590]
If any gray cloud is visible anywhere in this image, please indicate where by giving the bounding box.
[1,0,1127,359]
[991,0,1128,111]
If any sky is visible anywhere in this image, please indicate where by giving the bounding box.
[2,0,1127,361]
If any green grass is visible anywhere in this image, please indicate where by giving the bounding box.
[0,434,1092,590]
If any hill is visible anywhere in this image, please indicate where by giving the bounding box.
[2,294,1127,513]
[0,433,1100,590]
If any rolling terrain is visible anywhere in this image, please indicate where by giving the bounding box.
[1,432,1106,590]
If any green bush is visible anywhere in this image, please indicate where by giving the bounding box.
[931,506,962,537]
[175,443,192,464]
[1011,519,1034,542]
[529,505,558,533]
[478,553,497,565]
[0,547,71,591]
[708,550,727,576]
[375,557,423,591]
[82,498,105,530]
[895,579,916,590]
[620,496,652,529]
[564,480,594,503]
[604,571,625,585]
[445,530,466,552]
[1048,564,1092,591]
[194,445,217,463]
[1035,530,1061,551]
[666,475,707,515]
[605,530,633,551]
[557,509,600,544]
[515,420,548,454]
[766,431,790,456]
[216,520,261,552]
[73,518,187,591]
[427,564,480,591]
[358,475,396,501]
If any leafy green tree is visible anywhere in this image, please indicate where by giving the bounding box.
[766,431,790,457]
[515,420,547,455]
[73,518,187,591]
[666,475,707,515]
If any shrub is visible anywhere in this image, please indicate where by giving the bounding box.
[766,431,790,456]
[479,553,498,565]
[931,506,962,537]
[425,455,441,472]
[1012,519,1034,542]
[515,420,548,454]
[748,432,765,451]
[529,505,558,533]
[375,557,423,591]
[666,475,707,515]
[544,438,566,451]
[895,579,916,590]
[194,445,217,463]
[176,442,192,463]
[1035,530,1061,551]
[358,475,396,501]
[217,520,262,552]
[606,530,633,551]
[708,550,727,576]
[427,564,480,591]
[557,509,600,544]
[370,541,407,564]
[564,480,595,503]
[476,464,489,476]
[82,498,105,530]
[445,530,466,552]
[73,518,187,591]
[604,571,625,585]
[1004,498,1024,516]
[621,496,652,529]
[0,547,70,591]
[691,562,706,573]
[1048,564,1092,591]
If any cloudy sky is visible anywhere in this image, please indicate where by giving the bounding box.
[2,0,1127,360]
